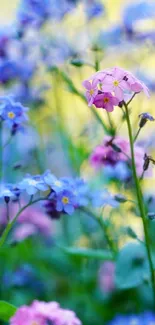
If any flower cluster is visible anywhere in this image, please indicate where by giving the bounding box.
[0,171,119,222]
[90,136,148,179]
[10,300,82,325]
[83,67,149,111]
[108,312,155,325]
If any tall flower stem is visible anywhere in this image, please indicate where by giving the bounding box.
[0,121,3,181]
[124,101,155,308]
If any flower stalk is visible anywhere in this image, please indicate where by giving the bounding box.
[124,100,155,308]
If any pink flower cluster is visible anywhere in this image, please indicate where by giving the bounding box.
[83,67,149,112]
[10,300,82,325]
[90,136,146,177]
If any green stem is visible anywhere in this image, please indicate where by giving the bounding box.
[134,127,141,142]
[0,197,46,249]
[124,101,155,308]
[80,207,117,256]
[0,121,3,181]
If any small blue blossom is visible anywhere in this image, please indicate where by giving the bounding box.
[108,312,155,325]
[104,161,131,182]
[0,96,29,129]
[73,178,90,207]
[56,189,77,215]
[18,174,49,195]
[0,184,15,200]
[123,1,155,35]
[0,59,19,84]
[43,171,66,193]
[91,189,119,208]
[85,0,104,20]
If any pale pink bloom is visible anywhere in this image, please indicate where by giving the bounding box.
[52,309,82,325]
[13,223,37,241]
[10,301,82,325]
[98,261,115,294]
[126,71,150,97]
[93,92,119,112]
[101,67,130,101]
[82,79,98,106]
[10,306,45,325]
[31,300,59,319]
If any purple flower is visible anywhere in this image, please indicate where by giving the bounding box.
[93,92,119,112]
[56,190,77,215]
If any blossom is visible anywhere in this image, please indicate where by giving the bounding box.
[82,79,98,106]
[108,312,155,325]
[0,96,29,129]
[91,189,119,208]
[0,184,15,201]
[83,67,150,108]
[56,189,77,215]
[10,306,46,325]
[93,92,119,112]
[98,261,115,293]
[18,174,48,195]
[43,171,65,193]
[90,136,147,177]
[10,300,82,325]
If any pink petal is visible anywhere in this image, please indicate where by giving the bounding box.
[114,87,124,101]
[82,80,91,90]
[105,103,114,112]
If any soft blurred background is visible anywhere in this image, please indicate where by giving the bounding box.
[0,0,155,324]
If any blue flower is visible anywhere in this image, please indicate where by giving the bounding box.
[108,312,155,324]
[0,59,19,84]
[91,189,119,208]
[123,1,155,34]
[18,174,48,195]
[104,161,131,181]
[56,189,77,215]
[73,178,90,207]
[0,96,29,128]
[43,171,66,193]
[85,1,104,20]
[98,26,123,47]
[0,184,15,200]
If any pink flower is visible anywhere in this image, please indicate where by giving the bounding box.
[90,136,129,169]
[10,300,82,325]
[10,306,46,325]
[82,79,98,106]
[125,71,150,97]
[82,66,150,107]
[93,92,119,112]
[101,67,131,101]
[90,136,149,177]
[98,261,115,294]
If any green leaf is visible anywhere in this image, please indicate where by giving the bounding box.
[59,246,115,260]
[115,243,149,289]
[0,301,17,322]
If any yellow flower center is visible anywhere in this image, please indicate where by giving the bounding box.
[54,180,61,187]
[29,180,37,186]
[113,80,119,87]
[103,97,109,103]
[7,111,15,119]
[62,196,69,204]
[89,89,94,95]
[31,322,38,325]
